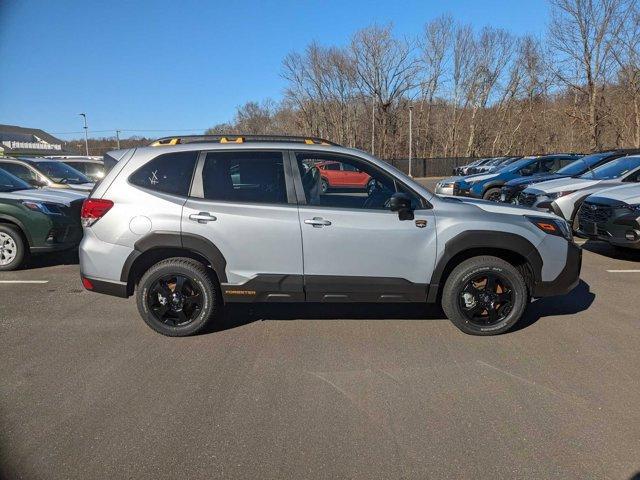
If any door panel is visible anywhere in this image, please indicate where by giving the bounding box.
[293,150,436,302]
[183,149,304,301]
[182,200,304,299]
[299,206,437,301]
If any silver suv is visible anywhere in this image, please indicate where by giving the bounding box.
[79,135,582,336]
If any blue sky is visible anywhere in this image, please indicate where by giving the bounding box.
[0,0,548,140]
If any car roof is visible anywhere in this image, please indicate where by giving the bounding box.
[60,158,103,164]
[126,141,374,160]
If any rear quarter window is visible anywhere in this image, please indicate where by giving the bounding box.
[129,151,198,196]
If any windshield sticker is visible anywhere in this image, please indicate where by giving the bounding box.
[149,170,159,185]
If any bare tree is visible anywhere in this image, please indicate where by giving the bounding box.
[445,23,476,156]
[613,3,640,146]
[351,23,419,157]
[416,15,453,156]
[548,0,633,150]
[464,27,514,156]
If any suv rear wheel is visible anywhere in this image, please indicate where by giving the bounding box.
[442,256,529,335]
[0,225,26,271]
[136,257,220,336]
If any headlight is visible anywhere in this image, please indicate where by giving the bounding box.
[526,215,573,240]
[626,204,640,213]
[548,190,576,199]
[20,200,63,215]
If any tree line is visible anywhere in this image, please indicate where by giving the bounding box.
[206,0,640,159]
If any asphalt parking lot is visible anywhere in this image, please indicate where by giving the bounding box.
[1,179,640,479]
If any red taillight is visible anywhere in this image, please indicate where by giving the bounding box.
[81,276,94,290]
[81,198,113,227]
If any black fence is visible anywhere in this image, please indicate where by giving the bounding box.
[386,157,479,177]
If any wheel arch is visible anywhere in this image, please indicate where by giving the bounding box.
[121,231,227,296]
[0,214,32,249]
[481,181,506,197]
[427,231,541,302]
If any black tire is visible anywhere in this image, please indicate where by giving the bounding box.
[483,187,502,202]
[136,257,220,337]
[441,256,529,335]
[0,225,26,271]
[321,178,329,194]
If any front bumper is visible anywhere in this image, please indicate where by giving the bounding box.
[452,183,478,197]
[500,186,524,203]
[30,219,83,253]
[577,214,640,249]
[532,241,582,297]
[435,184,454,196]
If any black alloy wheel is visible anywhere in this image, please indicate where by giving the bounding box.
[458,272,514,326]
[147,274,203,326]
[136,257,220,336]
[442,255,529,335]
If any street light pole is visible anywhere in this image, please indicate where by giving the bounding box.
[79,113,89,156]
[371,97,375,156]
[408,105,413,177]
[116,130,121,149]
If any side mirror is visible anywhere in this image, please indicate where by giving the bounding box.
[520,168,533,176]
[389,192,414,220]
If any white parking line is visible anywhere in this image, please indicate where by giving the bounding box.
[0,280,49,284]
[606,270,640,273]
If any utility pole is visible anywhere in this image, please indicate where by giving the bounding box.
[371,97,375,156]
[408,105,414,177]
[116,130,121,149]
[79,113,89,156]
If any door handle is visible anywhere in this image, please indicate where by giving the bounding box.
[304,217,332,227]
[189,212,217,223]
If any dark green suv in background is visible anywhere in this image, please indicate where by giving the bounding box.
[0,168,86,271]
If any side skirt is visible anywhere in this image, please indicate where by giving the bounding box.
[222,274,428,303]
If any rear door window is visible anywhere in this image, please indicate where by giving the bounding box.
[201,151,288,204]
[129,151,198,196]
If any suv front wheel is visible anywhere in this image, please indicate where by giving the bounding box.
[442,256,529,335]
[0,225,26,271]
[136,257,220,336]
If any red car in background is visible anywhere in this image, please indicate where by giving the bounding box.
[316,161,371,193]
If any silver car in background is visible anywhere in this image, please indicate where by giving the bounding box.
[519,154,640,228]
[437,157,521,196]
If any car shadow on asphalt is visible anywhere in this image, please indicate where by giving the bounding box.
[210,302,446,333]
[511,280,594,332]
[581,240,640,261]
[23,249,79,269]
[212,279,595,334]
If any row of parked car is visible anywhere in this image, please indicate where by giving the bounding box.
[437,150,640,250]
[0,156,106,271]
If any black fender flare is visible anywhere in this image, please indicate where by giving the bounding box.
[427,230,543,302]
[120,231,227,283]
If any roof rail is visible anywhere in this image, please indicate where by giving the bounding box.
[149,134,340,147]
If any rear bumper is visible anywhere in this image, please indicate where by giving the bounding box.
[80,274,128,298]
[532,241,582,297]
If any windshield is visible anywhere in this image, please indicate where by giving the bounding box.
[0,168,31,192]
[503,157,535,173]
[35,161,91,184]
[581,156,640,180]
[557,152,611,176]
